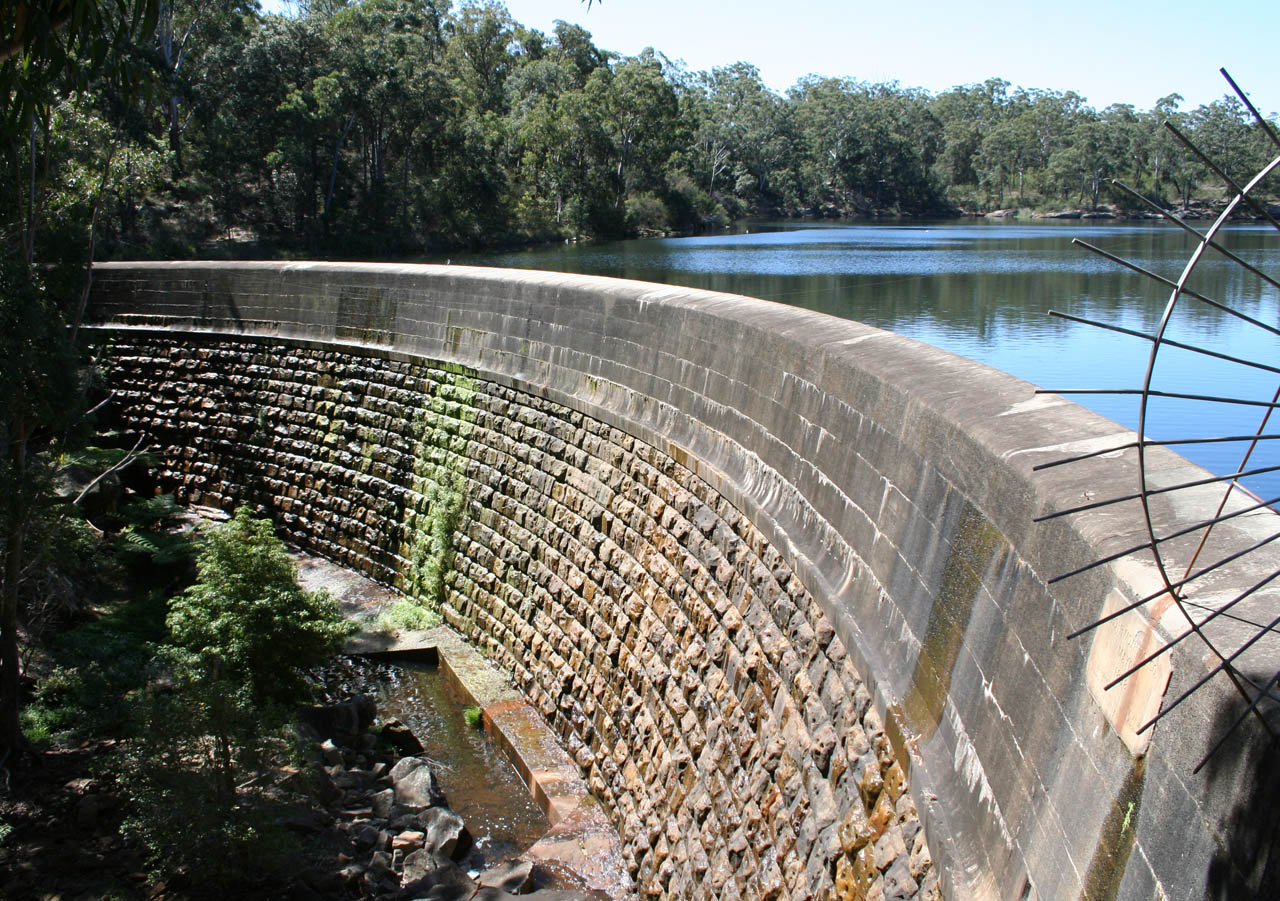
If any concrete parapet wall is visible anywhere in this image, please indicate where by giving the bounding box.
[87,262,1280,900]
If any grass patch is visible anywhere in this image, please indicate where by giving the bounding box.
[378,597,443,632]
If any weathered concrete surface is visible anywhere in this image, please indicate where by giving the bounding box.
[86,262,1280,900]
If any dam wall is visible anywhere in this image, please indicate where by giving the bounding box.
[86,262,1280,900]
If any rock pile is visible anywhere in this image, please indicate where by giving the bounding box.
[297,695,609,901]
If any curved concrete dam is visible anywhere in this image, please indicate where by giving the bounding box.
[86,262,1279,900]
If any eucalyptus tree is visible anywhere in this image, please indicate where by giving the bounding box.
[323,0,452,233]
[505,42,595,232]
[930,78,1013,196]
[1101,102,1147,194]
[589,49,679,209]
[688,62,795,213]
[551,19,608,87]
[186,10,325,233]
[792,77,940,213]
[684,89,733,205]
[447,0,516,114]
[0,0,161,761]
[1187,95,1274,193]
[975,116,1036,206]
[241,13,336,234]
[1021,88,1086,172]
[1145,93,1185,203]
[1048,115,1125,209]
[790,75,855,209]
[153,0,256,173]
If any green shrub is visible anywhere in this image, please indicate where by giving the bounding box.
[166,506,352,705]
[114,493,200,568]
[120,505,350,895]
[625,192,671,233]
[21,587,168,743]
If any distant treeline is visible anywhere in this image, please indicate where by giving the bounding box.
[81,0,1280,254]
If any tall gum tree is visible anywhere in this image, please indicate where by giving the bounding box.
[0,0,160,761]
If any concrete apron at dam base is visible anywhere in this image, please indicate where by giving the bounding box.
[291,548,633,898]
[86,262,1280,900]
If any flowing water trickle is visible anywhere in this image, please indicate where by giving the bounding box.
[324,656,549,871]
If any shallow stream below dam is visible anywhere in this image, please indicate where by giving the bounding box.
[322,655,549,873]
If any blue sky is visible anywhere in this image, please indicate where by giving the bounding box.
[265,0,1280,115]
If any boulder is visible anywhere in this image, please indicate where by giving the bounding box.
[349,823,381,849]
[319,739,343,767]
[416,806,471,861]
[410,885,475,901]
[298,695,377,743]
[393,829,426,853]
[338,863,364,887]
[333,768,372,790]
[476,860,533,893]
[391,758,446,809]
[399,850,476,899]
[368,850,393,877]
[388,756,425,783]
[371,788,397,819]
[470,890,521,901]
[311,765,342,804]
[401,849,451,884]
[381,718,425,756]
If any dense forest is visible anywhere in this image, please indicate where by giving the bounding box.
[12,0,1280,259]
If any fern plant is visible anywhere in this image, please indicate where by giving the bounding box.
[115,494,198,567]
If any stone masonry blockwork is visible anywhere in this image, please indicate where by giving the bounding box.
[86,262,1280,901]
[100,334,940,901]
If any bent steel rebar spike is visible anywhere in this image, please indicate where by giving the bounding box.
[1040,462,1280,528]
[1108,179,1280,293]
[1032,434,1280,472]
[1220,67,1280,152]
[1049,493,1280,593]
[1165,121,1280,231]
[1071,238,1280,334]
[1047,310,1280,375]
[1102,567,1280,690]
[1193,671,1280,775]
[1034,71,1280,767]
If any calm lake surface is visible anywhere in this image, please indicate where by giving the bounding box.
[448,220,1280,498]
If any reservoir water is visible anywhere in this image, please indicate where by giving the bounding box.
[449,220,1280,500]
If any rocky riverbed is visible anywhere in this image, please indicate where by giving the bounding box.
[296,674,611,901]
